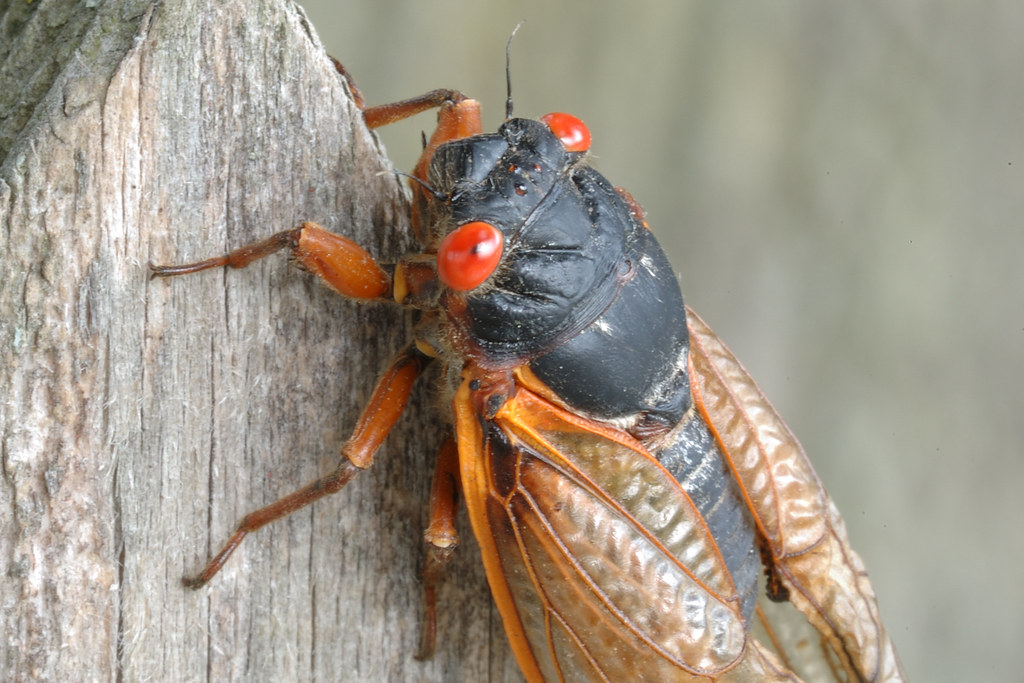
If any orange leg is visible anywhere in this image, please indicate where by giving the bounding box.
[328,56,471,137]
[182,346,429,588]
[415,436,461,660]
[150,221,391,300]
[361,89,467,129]
[156,73,488,625]
[328,56,368,110]
[323,62,485,241]
[361,89,484,242]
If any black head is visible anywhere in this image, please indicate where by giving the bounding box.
[427,115,646,363]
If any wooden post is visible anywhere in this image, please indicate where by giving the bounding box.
[0,1,520,680]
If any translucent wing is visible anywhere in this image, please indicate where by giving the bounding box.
[686,307,905,682]
[454,376,797,682]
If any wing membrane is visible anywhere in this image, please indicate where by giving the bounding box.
[456,378,796,681]
[687,307,905,682]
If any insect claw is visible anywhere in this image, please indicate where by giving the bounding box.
[181,575,206,590]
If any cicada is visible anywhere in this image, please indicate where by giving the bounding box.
[151,53,905,682]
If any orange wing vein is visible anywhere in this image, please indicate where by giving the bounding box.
[455,374,799,682]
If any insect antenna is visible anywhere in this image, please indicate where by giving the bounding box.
[505,21,524,120]
[384,170,444,200]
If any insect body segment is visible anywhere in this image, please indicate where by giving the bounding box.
[153,62,904,682]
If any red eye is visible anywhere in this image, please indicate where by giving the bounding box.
[540,112,591,152]
[436,221,504,291]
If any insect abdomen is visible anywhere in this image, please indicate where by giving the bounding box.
[655,410,761,623]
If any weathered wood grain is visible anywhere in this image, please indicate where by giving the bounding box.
[0,1,520,680]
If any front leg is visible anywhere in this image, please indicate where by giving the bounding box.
[150,221,391,300]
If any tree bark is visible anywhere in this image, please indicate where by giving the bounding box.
[0,1,519,680]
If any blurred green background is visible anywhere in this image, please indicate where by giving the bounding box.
[300,2,1023,680]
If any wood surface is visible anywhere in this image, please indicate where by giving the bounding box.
[0,1,521,680]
